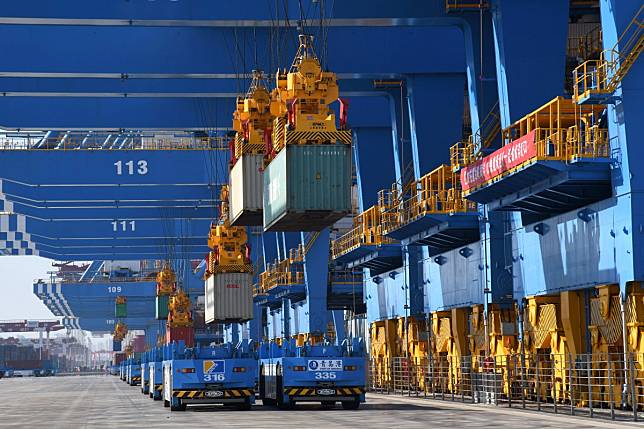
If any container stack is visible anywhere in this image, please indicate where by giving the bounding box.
[113,352,126,366]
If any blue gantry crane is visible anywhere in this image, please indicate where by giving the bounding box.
[0,0,642,419]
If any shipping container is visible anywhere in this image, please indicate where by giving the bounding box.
[166,326,194,347]
[205,272,253,323]
[131,335,146,353]
[230,153,264,226]
[155,295,170,319]
[263,144,352,231]
[5,360,50,370]
[113,352,126,366]
[115,302,127,318]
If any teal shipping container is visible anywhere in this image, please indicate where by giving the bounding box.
[155,295,169,320]
[115,302,127,318]
[263,144,351,231]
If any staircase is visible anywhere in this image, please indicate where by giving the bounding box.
[573,5,643,104]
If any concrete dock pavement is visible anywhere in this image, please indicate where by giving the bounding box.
[0,376,639,428]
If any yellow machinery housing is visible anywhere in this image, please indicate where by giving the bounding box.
[205,185,252,277]
[113,321,128,342]
[167,289,193,328]
[156,264,176,296]
[232,70,279,161]
[267,34,351,161]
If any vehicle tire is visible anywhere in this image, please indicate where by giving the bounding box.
[237,399,252,411]
[259,365,266,398]
[341,400,360,410]
[278,401,295,410]
[276,371,292,410]
[321,401,335,409]
[171,402,187,412]
[163,399,170,408]
[262,398,276,406]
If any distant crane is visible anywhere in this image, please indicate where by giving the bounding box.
[0,319,64,333]
[0,319,65,359]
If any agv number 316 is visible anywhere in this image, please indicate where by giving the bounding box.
[203,374,225,382]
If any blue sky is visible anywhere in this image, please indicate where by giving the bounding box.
[0,256,55,320]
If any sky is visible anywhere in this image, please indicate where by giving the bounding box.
[0,256,56,320]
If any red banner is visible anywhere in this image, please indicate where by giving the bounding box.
[460,130,537,192]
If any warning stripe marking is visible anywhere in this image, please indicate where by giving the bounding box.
[285,130,352,145]
[173,389,255,399]
[284,387,365,396]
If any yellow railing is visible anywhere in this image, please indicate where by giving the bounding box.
[259,246,305,294]
[445,0,487,11]
[259,269,305,294]
[450,135,477,173]
[331,205,397,260]
[378,185,403,236]
[380,165,477,235]
[459,125,609,194]
[502,97,603,144]
[450,101,500,172]
[573,5,643,103]
[532,125,609,161]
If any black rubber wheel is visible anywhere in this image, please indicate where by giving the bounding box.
[259,365,266,399]
[171,402,187,412]
[341,400,360,410]
[278,401,295,410]
[237,399,252,411]
[276,371,292,410]
[163,399,170,408]
[321,401,335,409]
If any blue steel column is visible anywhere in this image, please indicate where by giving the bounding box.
[248,229,264,343]
[350,95,397,210]
[382,88,412,183]
[406,73,466,175]
[301,229,331,337]
[261,232,279,340]
[405,73,467,317]
[489,0,571,348]
[353,126,395,210]
[331,310,346,345]
[491,0,570,124]
[459,9,499,135]
[349,94,401,337]
[600,1,644,390]
[600,0,643,291]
